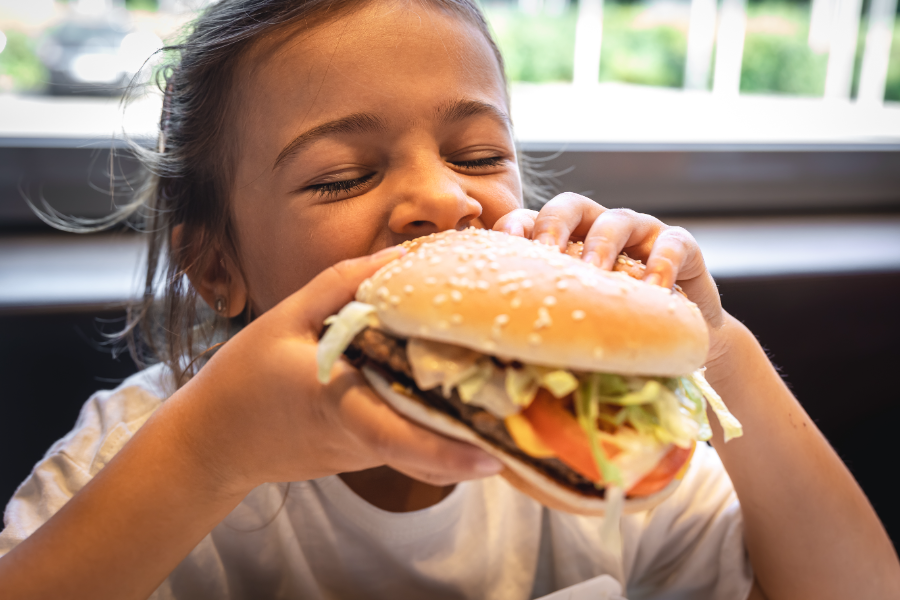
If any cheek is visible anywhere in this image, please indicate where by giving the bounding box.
[236,200,388,312]
[474,173,525,228]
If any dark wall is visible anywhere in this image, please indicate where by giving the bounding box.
[1,271,898,549]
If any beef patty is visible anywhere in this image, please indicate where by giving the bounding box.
[346,328,606,499]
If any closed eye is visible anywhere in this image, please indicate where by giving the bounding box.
[308,172,376,198]
[452,156,506,170]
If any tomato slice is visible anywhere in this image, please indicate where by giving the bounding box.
[627,442,695,497]
[522,388,619,483]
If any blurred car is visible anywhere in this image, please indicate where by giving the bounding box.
[37,20,163,96]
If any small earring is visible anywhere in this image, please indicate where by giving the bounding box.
[215,296,227,315]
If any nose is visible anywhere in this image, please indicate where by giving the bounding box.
[387,158,482,237]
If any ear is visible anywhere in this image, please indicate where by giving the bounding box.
[172,224,248,318]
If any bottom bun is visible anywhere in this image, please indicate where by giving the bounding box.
[363,366,689,517]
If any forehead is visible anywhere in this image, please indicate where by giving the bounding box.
[232,1,508,154]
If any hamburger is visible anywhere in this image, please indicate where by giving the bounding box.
[317,228,742,517]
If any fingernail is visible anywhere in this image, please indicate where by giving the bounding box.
[583,251,599,266]
[645,273,662,287]
[373,245,407,260]
[474,456,503,476]
[535,235,558,249]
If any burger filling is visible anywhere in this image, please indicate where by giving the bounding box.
[318,301,743,498]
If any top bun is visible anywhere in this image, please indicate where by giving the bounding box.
[356,228,708,376]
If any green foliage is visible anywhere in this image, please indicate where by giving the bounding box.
[0,29,47,91]
[125,0,158,11]
[599,7,686,87]
[484,5,576,82]
[740,5,828,96]
[484,0,900,103]
[886,23,900,102]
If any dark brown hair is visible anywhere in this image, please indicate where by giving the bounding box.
[64,0,547,385]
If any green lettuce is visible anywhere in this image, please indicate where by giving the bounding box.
[576,376,623,487]
[316,302,377,384]
[692,369,743,442]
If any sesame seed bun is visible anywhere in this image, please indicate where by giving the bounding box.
[356,228,709,377]
[363,366,689,516]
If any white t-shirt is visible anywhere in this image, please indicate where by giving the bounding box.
[0,365,753,600]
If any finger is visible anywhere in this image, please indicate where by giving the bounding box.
[337,375,503,485]
[643,228,723,325]
[580,209,661,270]
[531,193,606,251]
[290,245,407,335]
[493,208,538,238]
[643,226,700,289]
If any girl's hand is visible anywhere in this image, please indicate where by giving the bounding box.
[179,246,502,495]
[494,193,728,363]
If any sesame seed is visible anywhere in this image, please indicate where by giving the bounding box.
[494,314,510,326]
[392,266,402,274]
[383,272,393,281]
[528,333,542,345]
[593,346,604,358]
[376,286,390,299]
[668,301,676,313]
[433,294,448,306]
[425,277,437,285]
[476,280,489,291]
[418,325,429,335]
[474,260,486,271]
[389,295,401,306]
[403,260,414,269]
[572,310,586,321]
[510,297,522,309]
[483,339,497,351]
[489,262,500,271]
[500,283,520,295]
[429,257,442,265]
[556,280,569,290]
[450,314,463,325]
[456,266,468,275]
[403,285,414,295]
[450,290,463,303]
[543,296,557,307]
[616,257,627,264]
[521,279,533,289]
[438,320,450,330]
[534,307,552,330]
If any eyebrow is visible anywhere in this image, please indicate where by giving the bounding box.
[273,112,388,170]
[272,100,511,170]
[434,99,511,130]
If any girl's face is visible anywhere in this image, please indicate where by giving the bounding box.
[228,1,523,313]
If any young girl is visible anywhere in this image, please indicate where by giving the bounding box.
[1,1,897,598]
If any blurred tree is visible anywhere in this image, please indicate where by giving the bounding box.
[740,5,829,96]
[125,0,159,10]
[599,6,686,87]
[0,30,47,92]
[485,4,577,82]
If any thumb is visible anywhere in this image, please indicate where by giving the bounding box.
[289,245,407,336]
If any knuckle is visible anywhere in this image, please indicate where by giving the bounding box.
[548,192,604,210]
[328,261,355,281]
[608,207,638,218]
[663,226,695,245]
